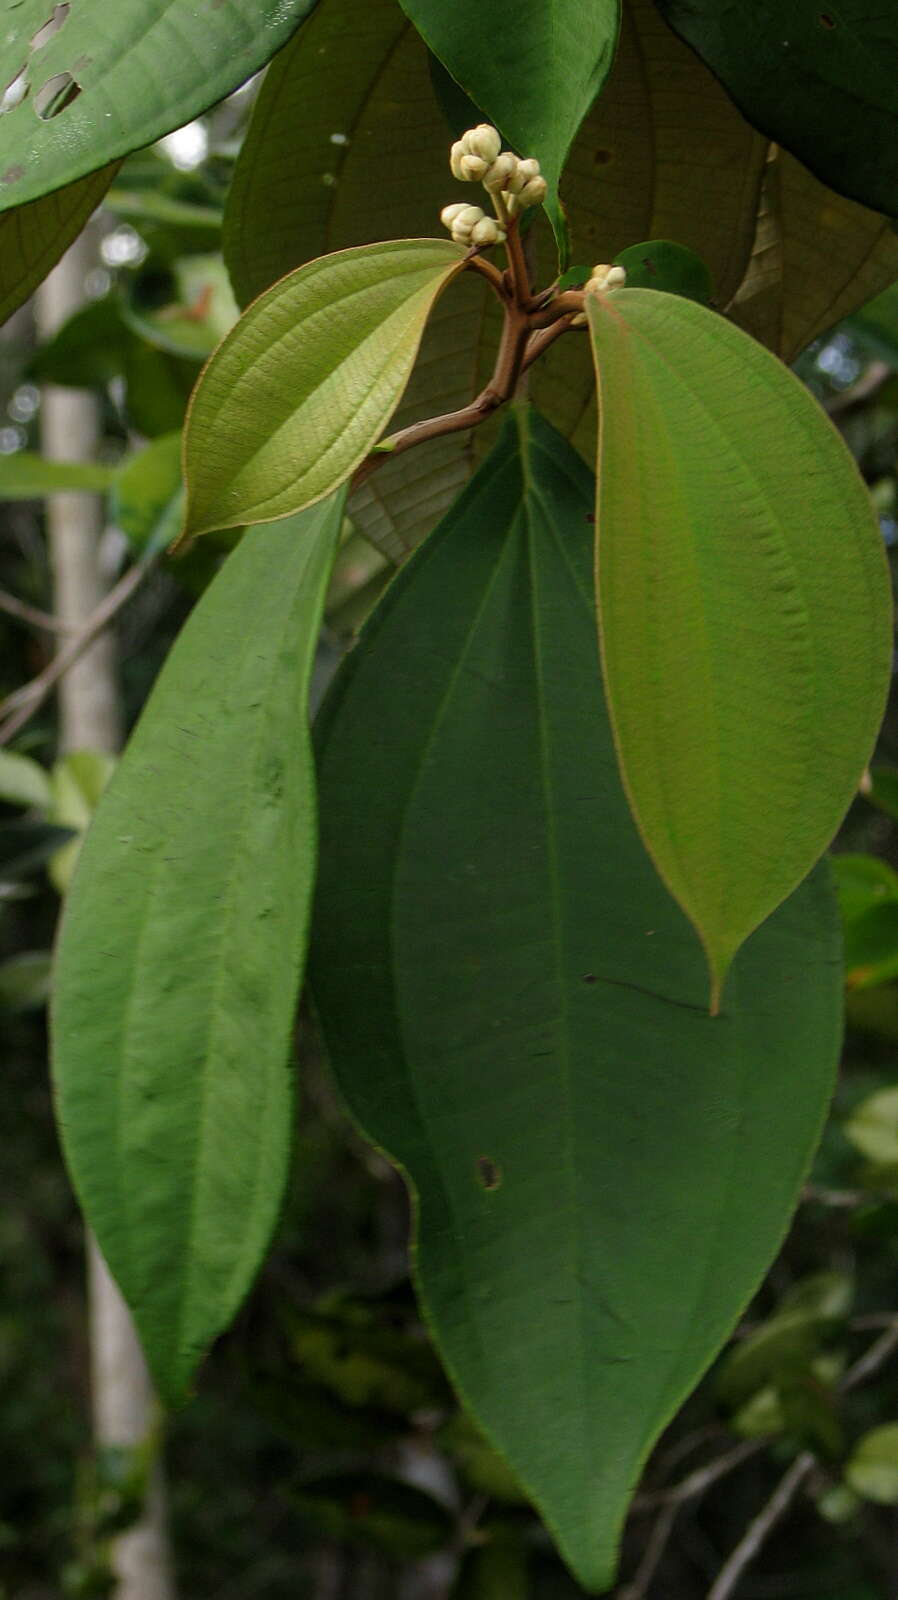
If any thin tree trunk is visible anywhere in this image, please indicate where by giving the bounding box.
[37,233,176,1600]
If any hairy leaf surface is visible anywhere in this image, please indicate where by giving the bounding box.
[52,494,344,1401]
[729,150,898,363]
[182,239,464,542]
[310,410,842,1591]
[0,165,117,326]
[656,0,898,216]
[588,287,890,1004]
[0,0,317,212]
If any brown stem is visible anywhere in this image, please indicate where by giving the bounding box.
[463,250,507,299]
[522,315,580,372]
[503,215,532,309]
[526,289,586,329]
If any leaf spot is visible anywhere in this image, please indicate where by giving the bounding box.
[593,148,613,165]
[476,1156,501,1191]
[581,972,598,984]
[30,2,70,52]
[1,163,25,185]
[34,70,81,119]
[818,11,836,26]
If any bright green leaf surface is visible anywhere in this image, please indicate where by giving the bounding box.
[656,1,898,217]
[587,287,890,1005]
[728,150,898,363]
[846,1424,898,1505]
[182,239,464,541]
[0,452,113,499]
[0,165,117,326]
[0,750,52,812]
[396,0,620,242]
[0,0,318,213]
[51,493,344,1401]
[310,410,842,1591]
[48,749,116,895]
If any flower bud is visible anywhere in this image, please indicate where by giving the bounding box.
[507,157,541,194]
[483,151,518,192]
[459,152,490,181]
[449,140,467,180]
[586,262,627,294]
[471,216,505,246]
[465,124,501,163]
[440,202,470,230]
[514,174,547,210]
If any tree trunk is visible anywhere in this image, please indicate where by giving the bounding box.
[37,233,176,1600]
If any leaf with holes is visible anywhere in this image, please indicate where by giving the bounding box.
[398,0,620,248]
[0,163,117,325]
[587,287,890,1006]
[181,238,465,542]
[0,0,318,212]
[728,149,898,363]
[655,0,898,217]
[51,493,344,1401]
[310,409,843,1592]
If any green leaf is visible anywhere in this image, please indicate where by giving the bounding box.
[289,1472,454,1558]
[0,750,52,811]
[0,452,114,499]
[613,240,713,302]
[182,239,464,541]
[51,492,344,1402]
[655,0,898,217]
[0,950,52,1012]
[846,1424,898,1505]
[0,165,117,326]
[587,286,890,1006]
[28,297,131,387]
[121,255,238,361]
[310,409,842,1592]
[452,1529,530,1599]
[728,149,898,363]
[864,766,898,822]
[397,0,620,246]
[112,434,185,559]
[0,0,319,213]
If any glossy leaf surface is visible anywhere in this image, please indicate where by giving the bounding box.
[656,1,898,216]
[182,239,464,541]
[397,0,620,237]
[0,0,317,212]
[0,166,117,326]
[729,150,898,363]
[588,287,890,1004]
[310,410,842,1591]
[52,493,344,1401]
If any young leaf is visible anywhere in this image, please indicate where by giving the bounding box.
[181,239,465,542]
[396,0,621,245]
[587,287,891,1006]
[655,0,898,217]
[0,0,318,212]
[0,166,118,327]
[310,409,842,1592]
[728,149,898,363]
[51,492,344,1402]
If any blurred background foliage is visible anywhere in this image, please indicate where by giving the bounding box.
[4,78,898,1600]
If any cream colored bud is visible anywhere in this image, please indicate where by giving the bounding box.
[465,123,501,163]
[449,140,467,180]
[507,157,541,194]
[586,262,627,294]
[459,152,490,181]
[514,174,547,209]
[471,216,505,246]
[483,151,518,192]
[450,203,487,243]
[440,202,470,230]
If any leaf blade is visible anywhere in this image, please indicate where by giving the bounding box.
[587,287,891,1000]
[51,493,344,1401]
[310,410,842,1590]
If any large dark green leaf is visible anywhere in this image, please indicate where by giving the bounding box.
[587,286,890,1005]
[0,0,318,212]
[0,165,117,326]
[655,1,898,216]
[310,409,842,1592]
[51,493,344,1402]
[397,0,620,241]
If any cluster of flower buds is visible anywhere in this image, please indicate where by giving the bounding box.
[585,262,627,294]
[443,125,549,247]
[440,202,506,247]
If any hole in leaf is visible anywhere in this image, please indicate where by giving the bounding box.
[818,11,836,25]
[30,2,70,50]
[34,70,80,119]
[641,256,658,275]
[0,65,28,114]
[582,972,598,984]
[593,148,613,166]
[477,1156,501,1191]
